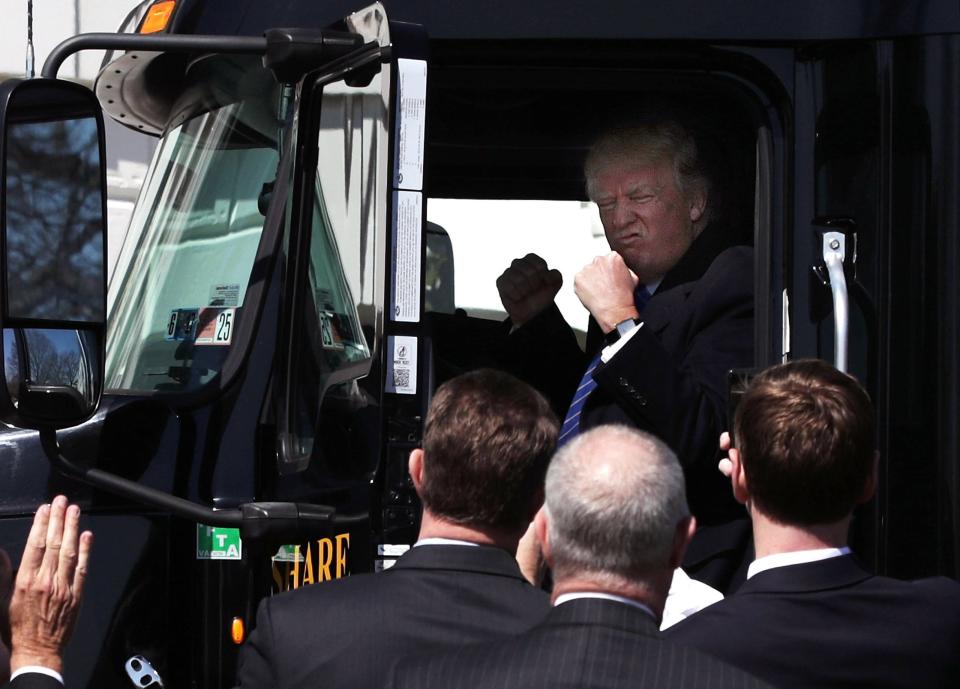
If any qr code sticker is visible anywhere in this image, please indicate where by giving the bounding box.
[393,368,410,389]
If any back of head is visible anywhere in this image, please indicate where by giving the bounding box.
[735,359,875,525]
[584,120,711,218]
[545,425,689,582]
[420,369,559,534]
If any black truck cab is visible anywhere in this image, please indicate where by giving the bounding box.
[0,1,958,687]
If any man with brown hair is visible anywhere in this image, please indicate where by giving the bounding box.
[234,369,557,689]
[668,359,960,688]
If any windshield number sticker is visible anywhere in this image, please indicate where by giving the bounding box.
[320,313,345,350]
[166,308,199,341]
[195,307,235,346]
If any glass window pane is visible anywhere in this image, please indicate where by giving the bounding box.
[426,198,609,337]
[106,56,280,392]
[4,117,104,322]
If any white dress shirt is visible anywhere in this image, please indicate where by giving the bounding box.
[660,568,724,630]
[10,666,65,686]
[413,537,480,547]
[600,276,662,364]
[747,546,852,579]
[554,591,657,621]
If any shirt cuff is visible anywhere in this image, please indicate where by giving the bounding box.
[601,321,644,363]
[10,666,65,685]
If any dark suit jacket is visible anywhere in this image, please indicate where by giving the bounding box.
[501,227,753,592]
[233,544,549,689]
[668,555,960,689]
[502,226,753,528]
[3,673,62,689]
[388,598,771,689]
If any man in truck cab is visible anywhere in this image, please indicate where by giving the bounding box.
[233,369,557,689]
[496,118,754,590]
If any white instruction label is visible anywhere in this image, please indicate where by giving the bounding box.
[394,58,427,191]
[390,191,422,322]
[385,335,417,395]
[209,283,240,307]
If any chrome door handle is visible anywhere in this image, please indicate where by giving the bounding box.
[821,231,849,373]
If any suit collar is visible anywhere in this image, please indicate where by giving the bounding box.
[390,543,528,581]
[548,597,660,636]
[657,222,741,293]
[736,553,872,595]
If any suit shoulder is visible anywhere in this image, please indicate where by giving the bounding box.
[673,642,774,688]
[701,246,754,288]
[666,593,745,642]
[906,574,960,595]
[879,574,960,614]
[263,572,387,616]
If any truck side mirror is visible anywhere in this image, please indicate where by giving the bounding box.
[0,78,107,428]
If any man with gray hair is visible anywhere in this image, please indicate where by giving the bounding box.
[385,425,770,689]
[496,120,754,591]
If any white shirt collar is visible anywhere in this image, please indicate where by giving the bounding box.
[413,537,480,547]
[747,546,851,579]
[554,591,656,621]
[10,667,65,685]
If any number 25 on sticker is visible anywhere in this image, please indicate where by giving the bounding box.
[195,307,235,346]
[216,310,233,343]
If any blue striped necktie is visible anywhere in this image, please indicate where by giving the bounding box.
[557,283,651,446]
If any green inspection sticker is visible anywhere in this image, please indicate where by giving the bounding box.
[197,525,242,560]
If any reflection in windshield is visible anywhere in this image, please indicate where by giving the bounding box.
[106,57,281,392]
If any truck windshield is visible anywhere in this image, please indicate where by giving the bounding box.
[106,56,280,393]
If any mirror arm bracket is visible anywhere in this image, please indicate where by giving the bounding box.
[41,33,269,79]
[38,426,242,527]
[36,427,367,544]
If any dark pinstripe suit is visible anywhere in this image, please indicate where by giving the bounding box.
[233,544,549,689]
[387,598,771,689]
[668,555,960,689]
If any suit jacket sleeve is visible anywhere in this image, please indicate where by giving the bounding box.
[233,596,279,689]
[591,248,753,514]
[496,304,588,418]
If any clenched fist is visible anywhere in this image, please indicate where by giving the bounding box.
[574,252,640,333]
[496,253,563,328]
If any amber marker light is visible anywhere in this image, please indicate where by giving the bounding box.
[231,617,245,645]
[140,0,176,34]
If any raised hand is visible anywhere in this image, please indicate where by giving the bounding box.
[9,496,93,675]
[573,252,640,333]
[496,253,563,328]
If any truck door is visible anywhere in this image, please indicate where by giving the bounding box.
[789,35,960,578]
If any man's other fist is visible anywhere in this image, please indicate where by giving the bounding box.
[496,253,563,328]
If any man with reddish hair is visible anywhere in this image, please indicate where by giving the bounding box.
[669,359,960,688]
